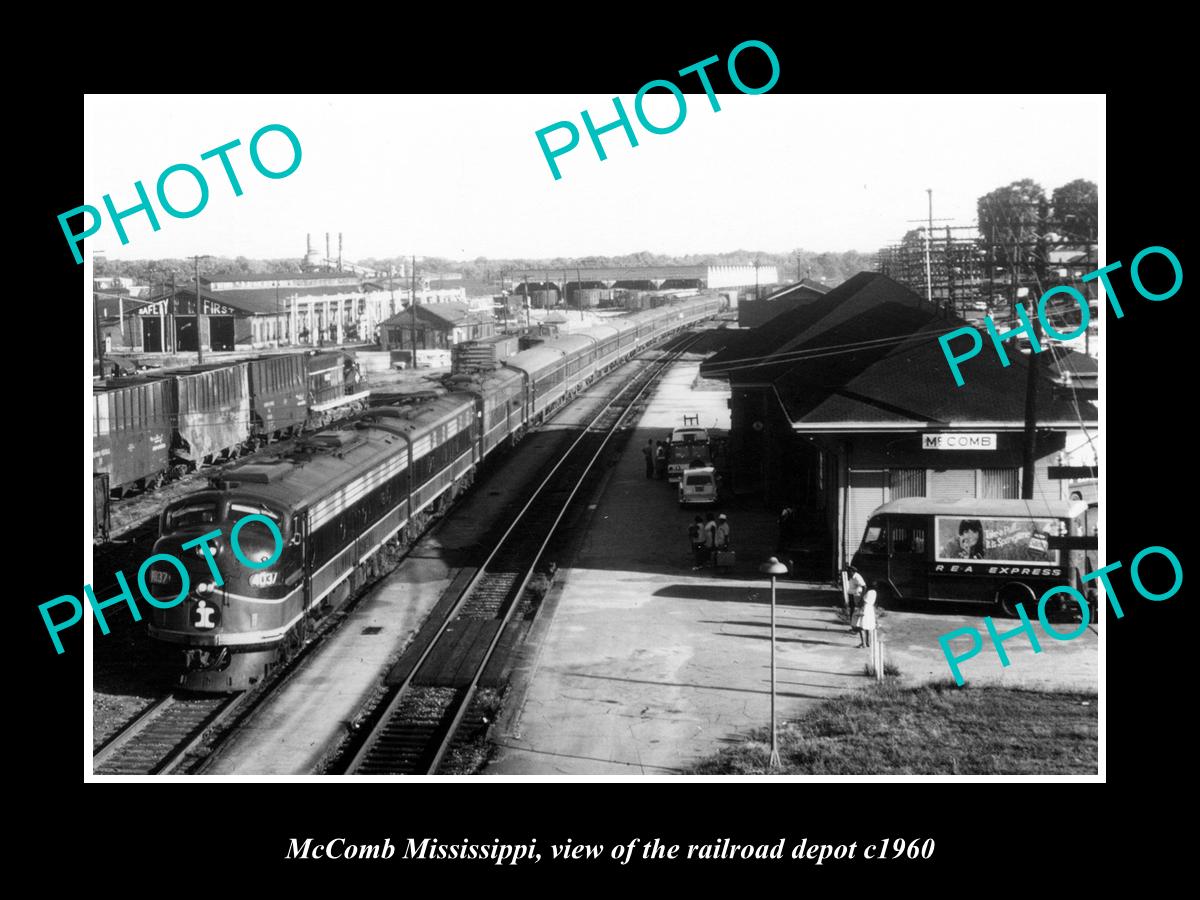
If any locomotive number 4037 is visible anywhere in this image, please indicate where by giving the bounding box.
[39,514,283,654]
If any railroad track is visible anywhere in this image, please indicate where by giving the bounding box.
[342,335,699,774]
[92,692,245,775]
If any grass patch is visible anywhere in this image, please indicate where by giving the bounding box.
[690,682,1097,775]
[861,660,902,679]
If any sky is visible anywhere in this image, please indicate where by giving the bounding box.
[81,94,1102,264]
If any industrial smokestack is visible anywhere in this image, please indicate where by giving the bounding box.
[338,232,343,271]
[325,233,331,266]
[307,233,312,254]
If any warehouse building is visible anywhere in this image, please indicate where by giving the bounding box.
[700,272,1098,578]
[379,303,496,351]
[737,278,829,328]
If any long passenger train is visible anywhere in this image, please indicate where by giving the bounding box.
[143,296,723,690]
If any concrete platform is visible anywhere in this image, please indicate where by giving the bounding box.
[487,355,1098,776]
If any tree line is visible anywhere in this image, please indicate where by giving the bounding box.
[95,248,876,292]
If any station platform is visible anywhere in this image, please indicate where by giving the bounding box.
[487,356,1098,775]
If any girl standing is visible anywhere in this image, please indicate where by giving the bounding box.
[858,582,880,649]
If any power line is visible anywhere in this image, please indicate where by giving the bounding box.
[701,328,968,375]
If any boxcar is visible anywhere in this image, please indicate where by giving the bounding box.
[167,362,251,465]
[247,353,308,437]
[306,351,348,411]
[93,473,110,540]
[92,377,171,490]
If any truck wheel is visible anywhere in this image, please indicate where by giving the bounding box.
[997,583,1036,619]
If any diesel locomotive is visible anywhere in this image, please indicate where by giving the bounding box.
[144,295,723,690]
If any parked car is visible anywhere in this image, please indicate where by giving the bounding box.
[670,426,709,445]
[678,466,719,506]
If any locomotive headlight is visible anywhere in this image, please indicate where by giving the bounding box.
[195,582,215,595]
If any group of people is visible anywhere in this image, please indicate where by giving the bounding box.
[643,438,671,479]
[844,565,880,649]
[688,512,731,570]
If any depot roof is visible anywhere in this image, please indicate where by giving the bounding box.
[701,271,1097,431]
[872,497,1088,520]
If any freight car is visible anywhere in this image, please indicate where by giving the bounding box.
[143,294,724,689]
[94,351,368,498]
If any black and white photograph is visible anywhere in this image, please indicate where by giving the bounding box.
[75,89,1112,782]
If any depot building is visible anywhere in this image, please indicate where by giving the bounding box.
[700,272,1098,579]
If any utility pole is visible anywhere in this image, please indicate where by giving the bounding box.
[191,254,212,364]
[169,272,177,354]
[410,254,417,356]
[387,264,395,318]
[1020,200,1049,500]
[94,292,105,376]
[577,265,582,320]
[523,273,530,329]
[925,189,934,307]
[906,194,952,309]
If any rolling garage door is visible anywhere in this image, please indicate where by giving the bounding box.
[929,468,976,500]
[889,468,927,499]
[847,469,886,557]
[980,467,1020,498]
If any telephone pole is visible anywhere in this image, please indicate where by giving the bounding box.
[1020,200,1049,499]
[192,254,212,364]
[410,254,417,357]
[924,189,934,306]
[906,192,952,309]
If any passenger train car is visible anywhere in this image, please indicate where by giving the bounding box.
[145,295,723,690]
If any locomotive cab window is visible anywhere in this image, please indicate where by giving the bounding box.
[229,502,282,521]
[228,501,288,538]
[166,502,218,530]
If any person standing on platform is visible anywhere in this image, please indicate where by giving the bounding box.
[704,512,717,565]
[845,564,866,620]
[689,516,706,570]
[643,439,655,478]
[655,440,667,479]
[777,506,794,555]
[714,513,731,552]
[858,581,880,649]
